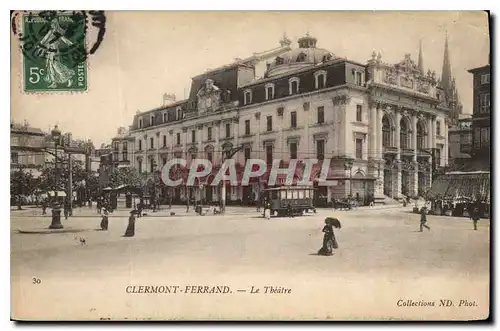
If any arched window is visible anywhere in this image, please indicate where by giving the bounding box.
[296,52,307,62]
[265,83,275,100]
[416,121,425,150]
[289,77,300,95]
[314,70,327,89]
[400,118,409,149]
[382,115,391,147]
[243,89,252,105]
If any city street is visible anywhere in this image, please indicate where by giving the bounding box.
[11,206,490,321]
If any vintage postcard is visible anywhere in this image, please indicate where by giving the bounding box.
[10,11,491,321]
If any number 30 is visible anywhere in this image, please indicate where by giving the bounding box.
[29,67,45,84]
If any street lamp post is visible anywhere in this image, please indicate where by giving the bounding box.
[49,125,63,229]
[152,159,157,212]
[220,145,244,214]
[344,158,354,198]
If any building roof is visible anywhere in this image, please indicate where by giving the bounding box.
[467,64,490,74]
[10,122,44,135]
[266,34,335,78]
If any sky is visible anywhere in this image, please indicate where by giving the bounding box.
[11,11,490,147]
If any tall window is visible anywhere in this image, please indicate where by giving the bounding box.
[356,105,362,122]
[150,137,154,149]
[245,120,250,135]
[150,160,155,173]
[400,119,408,149]
[191,130,196,143]
[355,71,363,86]
[225,123,231,138]
[355,138,363,159]
[207,151,213,163]
[435,148,441,166]
[481,74,490,84]
[317,106,324,124]
[163,135,167,147]
[290,142,297,159]
[150,116,155,126]
[138,139,142,151]
[163,113,167,123]
[417,122,424,150]
[290,111,297,128]
[382,117,391,147]
[266,116,273,131]
[207,127,212,141]
[244,90,252,105]
[266,145,273,165]
[289,78,299,95]
[138,119,143,128]
[11,152,18,164]
[316,140,325,160]
[176,133,181,145]
[138,160,142,173]
[265,84,274,100]
[481,127,490,146]
[314,71,326,89]
[122,142,128,161]
[436,121,441,136]
[480,93,490,113]
[244,147,251,161]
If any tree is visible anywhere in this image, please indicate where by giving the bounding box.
[108,167,142,188]
[10,169,36,209]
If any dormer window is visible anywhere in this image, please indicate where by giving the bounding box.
[163,113,167,123]
[296,52,307,62]
[176,107,182,120]
[322,54,333,62]
[265,83,275,100]
[275,57,284,65]
[138,118,143,128]
[289,77,300,95]
[243,89,252,105]
[353,69,365,86]
[314,70,327,89]
[150,115,155,126]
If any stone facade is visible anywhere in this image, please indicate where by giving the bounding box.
[113,35,449,203]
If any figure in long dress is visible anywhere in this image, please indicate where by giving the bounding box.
[38,18,75,88]
[124,210,136,237]
[100,208,109,231]
[318,218,340,256]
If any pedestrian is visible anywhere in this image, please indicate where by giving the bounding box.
[472,207,480,230]
[186,196,190,213]
[124,210,136,237]
[318,218,340,256]
[256,194,261,212]
[419,206,431,232]
[168,195,172,209]
[42,200,47,215]
[100,208,109,231]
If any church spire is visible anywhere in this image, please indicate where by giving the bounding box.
[418,39,424,74]
[441,31,452,93]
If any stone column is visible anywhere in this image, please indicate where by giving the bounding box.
[410,114,418,197]
[182,128,188,160]
[393,110,402,199]
[197,124,203,158]
[369,102,377,160]
[214,121,220,166]
[377,107,384,159]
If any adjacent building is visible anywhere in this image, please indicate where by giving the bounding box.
[10,121,46,178]
[114,34,450,204]
[448,114,472,169]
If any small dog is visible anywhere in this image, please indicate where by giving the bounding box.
[170,212,175,216]
[74,236,87,246]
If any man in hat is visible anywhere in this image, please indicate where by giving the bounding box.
[419,206,431,232]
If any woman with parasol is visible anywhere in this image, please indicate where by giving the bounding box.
[318,217,341,256]
[124,210,137,237]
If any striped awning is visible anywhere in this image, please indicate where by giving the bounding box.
[427,172,490,202]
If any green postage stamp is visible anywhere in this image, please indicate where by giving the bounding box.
[20,12,88,92]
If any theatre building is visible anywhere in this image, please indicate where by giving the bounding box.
[116,34,449,205]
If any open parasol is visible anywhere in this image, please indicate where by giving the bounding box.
[325,217,341,229]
